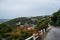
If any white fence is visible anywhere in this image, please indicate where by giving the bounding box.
[25,26,51,40]
[25,33,39,40]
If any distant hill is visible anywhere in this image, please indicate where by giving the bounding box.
[0,19,10,23]
[3,16,43,26]
[2,15,50,27]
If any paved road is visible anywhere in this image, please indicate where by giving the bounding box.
[45,27,60,40]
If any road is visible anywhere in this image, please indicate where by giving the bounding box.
[45,27,60,40]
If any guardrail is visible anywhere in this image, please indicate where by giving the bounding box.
[25,33,39,40]
[25,26,51,40]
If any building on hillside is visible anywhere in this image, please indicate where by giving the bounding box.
[16,22,21,25]
[27,27,34,30]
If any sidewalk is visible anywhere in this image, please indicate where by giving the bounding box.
[43,27,52,40]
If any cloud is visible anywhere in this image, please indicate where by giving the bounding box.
[0,0,60,19]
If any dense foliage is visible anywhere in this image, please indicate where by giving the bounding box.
[35,19,48,31]
[3,16,44,26]
[0,16,49,40]
[51,9,60,26]
[0,23,35,40]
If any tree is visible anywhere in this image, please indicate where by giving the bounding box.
[0,23,12,33]
[51,9,60,26]
[35,19,48,31]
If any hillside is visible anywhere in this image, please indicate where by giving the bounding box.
[51,9,60,26]
[3,16,43,26]
[3,16,50,27]
[0,19,10,24]
[0,16,50,40]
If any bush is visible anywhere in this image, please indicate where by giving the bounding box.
[35,19,48,30]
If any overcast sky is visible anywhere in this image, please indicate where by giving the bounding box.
[0,0,60,19]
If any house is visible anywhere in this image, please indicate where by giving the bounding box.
[27,27,34,30]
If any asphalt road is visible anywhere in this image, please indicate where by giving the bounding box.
[45,27,60,40]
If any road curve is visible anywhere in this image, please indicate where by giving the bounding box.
[45,27,60,40]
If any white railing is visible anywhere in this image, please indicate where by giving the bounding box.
[25,26,51,40]
[25,33,39,40]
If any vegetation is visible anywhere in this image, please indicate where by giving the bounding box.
[35,19,48,31]
[0,15,50,40]
[2,16,44,27]
[51,9,60,26]
[0,23,12,33]
[0,23,35,40]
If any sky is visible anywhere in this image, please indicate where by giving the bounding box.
[0,0,60,19]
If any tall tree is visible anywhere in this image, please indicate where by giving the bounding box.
[51,9,60,26]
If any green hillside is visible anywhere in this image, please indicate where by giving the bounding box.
[3,16,44,27]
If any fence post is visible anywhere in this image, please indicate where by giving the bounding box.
[33,34,35,40]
